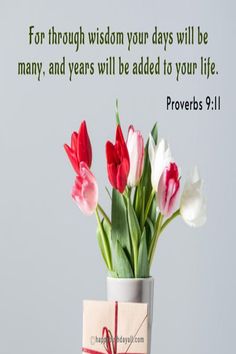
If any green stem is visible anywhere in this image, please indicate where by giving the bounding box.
[95,208,112,271]
[148,209,181,268]
[148,213,163,266]
[97,203,111,226]
[142,190,155,228]
[105,187,112,200]
[161,209,180,233]
[124,187,131,200]
[123,190,138,277]
[133,244,138,278]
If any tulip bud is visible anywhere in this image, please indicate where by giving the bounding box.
[77,121,92,168]
[71,162,98,215]
[126,125,144,187]
[64,120,92,174]
[180,166,207,227]
[148,136,173,191]
[157,162,180,217]
[105,125,130,193]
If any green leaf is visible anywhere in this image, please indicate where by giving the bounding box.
[137,228,150,278]
[115,99,120,125]
[127,197,142,248]
[141,186,146,227]
[111,189,131,257]
[139,123,158,214]
[114,240,134,278]
[134,185,145,225]
[149,196,157,225]
[134,183,142,220]
[96,224,109,270]
[102,217,111,241]
[146,217,154,252]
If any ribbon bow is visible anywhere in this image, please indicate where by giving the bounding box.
[102,326,116,354]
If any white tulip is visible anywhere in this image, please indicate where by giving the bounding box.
[148,136,172,191]
[180,166,207,227]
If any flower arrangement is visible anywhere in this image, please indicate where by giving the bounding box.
[64,105,206,278]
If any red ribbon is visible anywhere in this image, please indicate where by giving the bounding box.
[82,301,145,354]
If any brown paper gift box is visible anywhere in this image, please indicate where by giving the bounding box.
[82,300,148,354]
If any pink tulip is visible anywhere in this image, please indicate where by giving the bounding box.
[71,162,98,215]
[157,162,180,217]
[126,125,144,187]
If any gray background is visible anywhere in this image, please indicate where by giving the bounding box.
[0,0,235,353]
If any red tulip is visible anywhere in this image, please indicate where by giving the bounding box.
[157,162,180,217]
[71,162,98,215]
[64,121,92,174]
[106,125,130,193]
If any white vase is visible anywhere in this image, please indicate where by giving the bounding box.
[106,277,154,354]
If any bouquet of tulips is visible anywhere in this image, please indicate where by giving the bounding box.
[64,106,206,278]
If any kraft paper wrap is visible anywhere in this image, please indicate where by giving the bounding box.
[82,300,148,354]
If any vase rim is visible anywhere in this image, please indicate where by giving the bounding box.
[107,276,154,281]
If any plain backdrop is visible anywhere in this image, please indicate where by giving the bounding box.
[0,0,235,353]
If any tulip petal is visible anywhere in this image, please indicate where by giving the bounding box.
[105,124,130,193]
[117,158,129,193]
[64,121,93,174]
[107,163,118,190]
[64,144,80,174]
[149,137,173,191]
[180,166,207,227]
[71,162,98,215]
[71,132,78,151]
[77,121,92,168]
[127,126,144,187]
[106,141,119,164]
[157,162,180,217]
